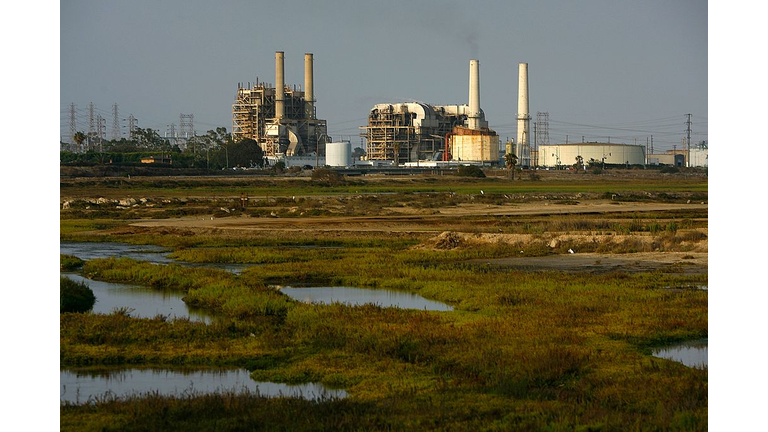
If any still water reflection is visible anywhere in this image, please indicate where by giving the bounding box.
[652,338,708,368]
[60,368,347,404]
[61,273,211,323]
[60,241,249,274]
[279,286,453,311]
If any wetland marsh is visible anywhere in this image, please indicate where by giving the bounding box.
[60,170,708,431]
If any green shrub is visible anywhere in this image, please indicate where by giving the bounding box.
[60,254,84,271]
[60,277,96,313]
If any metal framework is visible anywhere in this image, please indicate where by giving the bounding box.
[180,113,194,140]
[232,81,327,156]
[360,104,463,162]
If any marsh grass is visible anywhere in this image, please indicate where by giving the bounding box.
[62,247,707,430]
[61,254,85,271]
[60,174,708,430]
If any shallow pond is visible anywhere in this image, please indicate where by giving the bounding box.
[278,286,453,311]
[60,241,249,274]
[652,338,708,368]
[60,368,346,404]
[61,273,212,323]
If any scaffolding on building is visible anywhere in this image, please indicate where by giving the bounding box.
[360,103,465,163]
[232,80,327,157]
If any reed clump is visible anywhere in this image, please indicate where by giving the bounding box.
[60,276,96,313]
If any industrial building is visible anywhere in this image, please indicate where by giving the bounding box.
[233,52,328,157]
[538,143,646,168]
[647,147,708,167]
[360,59,499,164]
[360,102,468,162]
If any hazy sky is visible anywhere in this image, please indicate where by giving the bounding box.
[60,0,707,151]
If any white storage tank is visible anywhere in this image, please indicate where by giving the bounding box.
[326,141,352,167]
[538,143,646,167]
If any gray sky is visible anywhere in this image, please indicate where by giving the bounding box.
[60,0,707,151]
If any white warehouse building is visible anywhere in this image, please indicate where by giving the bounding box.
[538,143,646,168]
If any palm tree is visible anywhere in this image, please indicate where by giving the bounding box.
[504,152,518,181]
[73,131,87,153]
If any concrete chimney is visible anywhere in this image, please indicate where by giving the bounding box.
[468,59,481,130]
[516,62,530,149]
[304,53,314,119]
[275,51,285,120]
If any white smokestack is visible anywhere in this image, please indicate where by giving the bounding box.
[516,62,530,148]
[305,53,314,119]
[275,51,285,120]
[468,59,481,130]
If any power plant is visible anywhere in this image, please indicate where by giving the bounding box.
[360,59,498,164]
[229,52,702,169]
[232,52,328,157]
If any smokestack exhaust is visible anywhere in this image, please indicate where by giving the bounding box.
[468,59,481,130]
[275,51,285,120]
[516,62,530,148]
[305,53,314,119]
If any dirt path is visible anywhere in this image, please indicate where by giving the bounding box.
[472,252,708,275]
[130,201,707,233]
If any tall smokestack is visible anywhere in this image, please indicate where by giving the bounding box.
[304,53,314,119]
[516,62,530,149]
[275,51,285,120]
[468,59,481,130]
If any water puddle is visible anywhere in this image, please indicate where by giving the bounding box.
[60,241,249,274]
[60,241,173,263]
[278,286,453,311]
[60,368,346,404]
[61,273,212,323]
[652,338,708,368]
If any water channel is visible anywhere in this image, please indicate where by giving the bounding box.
[60,273,212,322]
[652,338,708,369]
[60,368,346,404]
[278,286,453,311]
[60,241,249,274]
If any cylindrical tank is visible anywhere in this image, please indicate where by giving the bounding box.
[326,141,352,167]
[538,143,646,167]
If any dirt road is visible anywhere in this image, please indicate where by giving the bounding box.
[130,201,707,233]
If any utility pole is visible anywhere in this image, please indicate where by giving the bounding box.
[685,114,692,168]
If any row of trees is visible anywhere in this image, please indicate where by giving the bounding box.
[62,127,265,170]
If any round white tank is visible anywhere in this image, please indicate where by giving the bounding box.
[538,143,645,167]
[326,141,352,167]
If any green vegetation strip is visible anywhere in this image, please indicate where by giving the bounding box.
[62,241,706,430]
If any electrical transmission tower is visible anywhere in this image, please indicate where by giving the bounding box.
[535,112,549,147]
[88,102,95,150]
[685,114,692,168]
[112,103,120,140]
[179,113,194,139]
[69,103,77,146]
[96,114,107,149]
[535,112,549,166]
[127,114,137,140]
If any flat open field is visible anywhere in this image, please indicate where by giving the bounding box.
[60,168,708,431]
